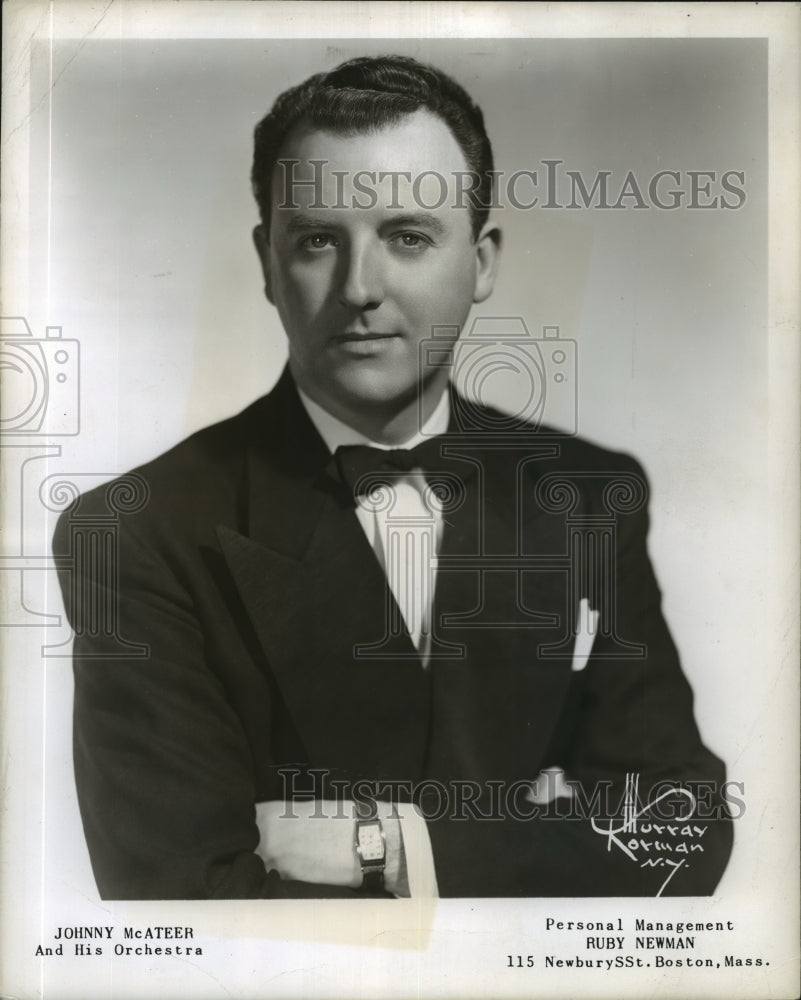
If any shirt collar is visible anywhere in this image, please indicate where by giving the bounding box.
[297,384,451,454]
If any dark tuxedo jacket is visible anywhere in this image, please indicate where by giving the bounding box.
[54,369,732,899]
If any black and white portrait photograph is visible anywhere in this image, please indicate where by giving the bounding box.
[1,2,798,999]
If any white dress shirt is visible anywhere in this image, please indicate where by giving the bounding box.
[299,387,450,661]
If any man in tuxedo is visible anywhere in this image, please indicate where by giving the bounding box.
[54,55,732,899]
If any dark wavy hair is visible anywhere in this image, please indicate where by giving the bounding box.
[251,55,494,241]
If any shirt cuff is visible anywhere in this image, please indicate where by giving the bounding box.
[394,802,439,898]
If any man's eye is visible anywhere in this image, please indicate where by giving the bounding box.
[301,234,337,250]
[393,232,429,250]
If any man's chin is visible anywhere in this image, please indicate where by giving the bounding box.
[294,357,448,425]
[309,352,408,394]
[330,370,420,412]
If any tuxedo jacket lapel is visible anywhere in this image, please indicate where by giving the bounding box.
[217,373,430,780]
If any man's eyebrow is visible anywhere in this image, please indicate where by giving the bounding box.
[283,216,342,233]
[382,214,447,236]
[281,213,449,237]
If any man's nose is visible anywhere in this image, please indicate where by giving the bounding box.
[336,243,384,309]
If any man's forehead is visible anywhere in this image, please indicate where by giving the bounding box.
[269,110,475,221]
[274,108,470,174]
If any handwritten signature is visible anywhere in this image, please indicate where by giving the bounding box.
[590,775,704,896]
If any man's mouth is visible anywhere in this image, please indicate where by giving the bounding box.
[333,332,400,343]
[330,331,401,356]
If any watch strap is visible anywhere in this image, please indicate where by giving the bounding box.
[361,866,385,892]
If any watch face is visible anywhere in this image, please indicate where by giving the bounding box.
[358,822,384,862]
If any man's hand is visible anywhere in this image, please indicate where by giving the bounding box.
[254,799,409,895]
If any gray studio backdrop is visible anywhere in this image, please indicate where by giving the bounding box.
[29,37,766,892]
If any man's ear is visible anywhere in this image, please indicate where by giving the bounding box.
[472,223,502,304]
[252,224,274,304]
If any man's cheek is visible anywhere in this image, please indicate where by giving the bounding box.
[291,271,335,311]
[280,282,321,323]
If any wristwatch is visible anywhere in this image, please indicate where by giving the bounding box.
[354,801,386,892]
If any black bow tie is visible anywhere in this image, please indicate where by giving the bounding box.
[331,439,447,497]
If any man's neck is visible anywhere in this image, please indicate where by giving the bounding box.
[291,371,450,446]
